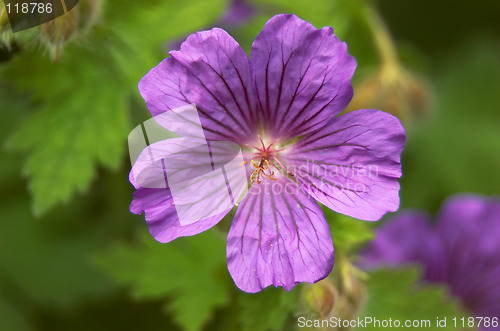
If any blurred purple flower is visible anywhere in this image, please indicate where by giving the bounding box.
[132,14,405,292]
[166,0,255,51]
[219,0,256,28]
[363,194,500,327]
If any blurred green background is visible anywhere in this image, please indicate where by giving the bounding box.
[1,0,499,330]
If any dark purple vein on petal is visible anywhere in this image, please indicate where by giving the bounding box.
[288,81,341,136]
[270,189,280,242]
[258,188,264,251]
[152,86,237,140]
[293,124,362,148]
[204,61,254,129]
[264,49,273,125]
[190,75,254,137]
[227,57,257,126]
[240,191,258,254]
[274,32,329,136]
[281,191,301,250]
[176,84,244,141]
[296,142,370,154]
[277,77,327,139]
[273,57,313,136]
[299,178,354,208]
[270,43,294,128]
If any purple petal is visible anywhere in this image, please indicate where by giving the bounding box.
[150,104,208,140]
[130,138,208,190]
[362,194,500,320]
[227,177,334,293]
[362,211,446,281]
[437,194,500,251]
[283,109,405,221]
[130,138,249,239]
[131,187,224,243]
[139,27,257,144]
[250,14,356,140]
[435,195,500,315]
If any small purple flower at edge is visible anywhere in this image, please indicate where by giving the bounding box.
[362,194,500,329]
[131,14,406,293]
[219,0,256,28]
[166,0,255,51]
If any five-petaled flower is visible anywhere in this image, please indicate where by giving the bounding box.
[130,14,406,293]
[362,194,500,329]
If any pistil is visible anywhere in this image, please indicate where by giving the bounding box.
[246,136,294,184]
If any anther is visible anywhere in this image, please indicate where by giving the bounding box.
[249,158,277,183]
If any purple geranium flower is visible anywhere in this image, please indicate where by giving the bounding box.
[131,14,405,293]
[166,0,255,51]
[363,194,500,328]
[219,0,256,28]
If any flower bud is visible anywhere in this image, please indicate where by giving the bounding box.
[39,0,101,61]
[301,255,368,330]
[40,6,78,61]
[303,278,338,318]
[332,274,367,320]
[1,4,24,62]
[303,276,368,330]
[344,274,366,310]
[346,63,431,125]
[76,0,100,32]
[0,3,9,33]
[0,38,21,63]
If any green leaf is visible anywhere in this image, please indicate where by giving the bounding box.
[95,230,231,331]
[0,195,116,308]
[238,287,300,331]
[322,206,375,250]
[360,267,469,330]
[2,44,129,215]
[1,85,118,310]
[105,0,230,89]
[0,294,34,331]
[0,83,30,186]
[1,0,229,215]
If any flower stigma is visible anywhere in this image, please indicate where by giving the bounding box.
[245,136,295,184]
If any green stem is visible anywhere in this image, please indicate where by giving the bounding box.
[364,2,400,66]
[337,250,368,295]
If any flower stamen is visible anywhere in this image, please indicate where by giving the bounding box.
[246,136,296,184]
[250,158,277,184]
[269,156,295,177]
